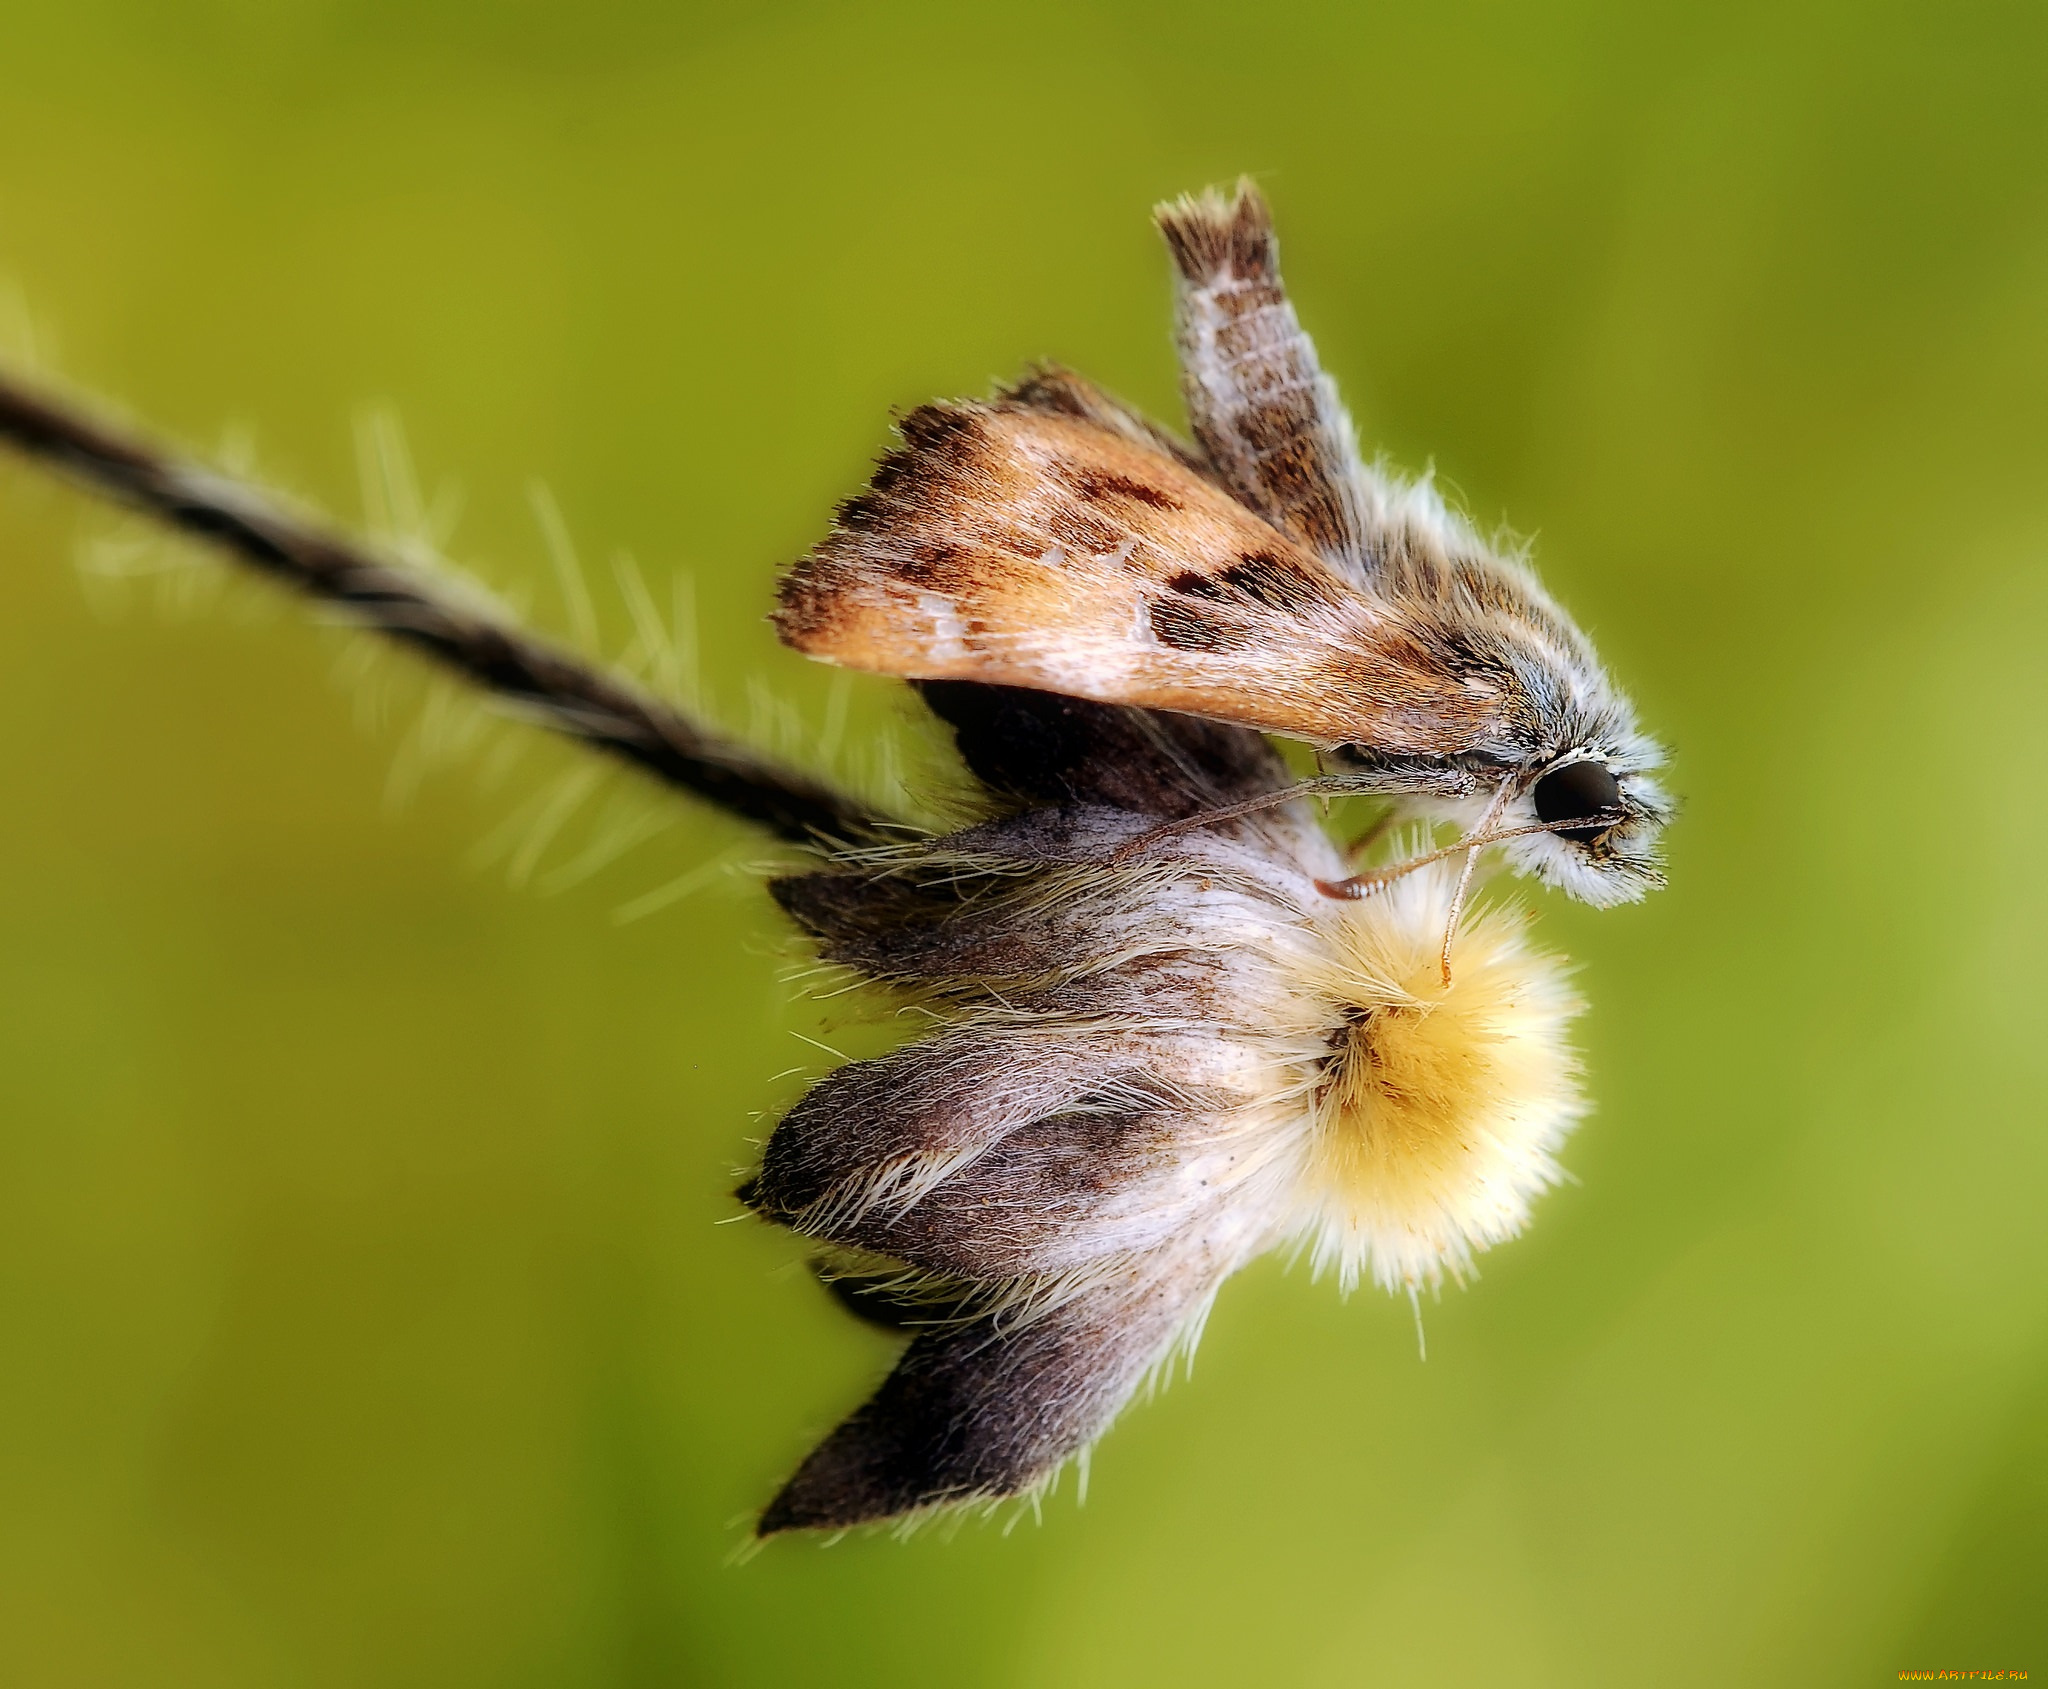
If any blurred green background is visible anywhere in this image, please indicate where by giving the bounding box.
[2,1,2045,1683]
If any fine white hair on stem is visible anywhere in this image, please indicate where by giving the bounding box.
[0,363,891,845]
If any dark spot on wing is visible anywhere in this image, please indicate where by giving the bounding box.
[895,540,973,589]
[1150,599,1256,652]
[897,405,981,454]
[1168,570,1232,602]
[1164,553,1334,615]
[995,541,1044,569]
[835,490,886,532]
[1051,461,1182,512]
[1216,551,1333,613]
[838,406,988,533]
[1044,505,1128,554]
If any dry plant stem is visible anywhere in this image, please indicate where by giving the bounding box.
[0,370,890,846]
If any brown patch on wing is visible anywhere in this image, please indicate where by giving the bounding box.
[991,363,1219,482]
[1155,179,1371,572]
[774,402,1502,756]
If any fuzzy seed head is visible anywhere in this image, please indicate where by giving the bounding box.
[752,692,1602,1532]
[1292,871,1586,1292]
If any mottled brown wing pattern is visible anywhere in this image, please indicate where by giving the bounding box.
[774,402,1502,756]
[992,362,1221,483]
[1156,179,1373,574]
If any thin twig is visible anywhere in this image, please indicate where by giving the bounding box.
[0,369,893,845]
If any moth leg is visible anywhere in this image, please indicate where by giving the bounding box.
[1437,785,1512,982]
[1315,809,1627,900]
[1154,179,1374,573]
[1437,841,1483,987]
[1105,774,1378,864]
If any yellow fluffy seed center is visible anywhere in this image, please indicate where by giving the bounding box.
[1294,894,1583,1289]
[1317,969,1496,1198]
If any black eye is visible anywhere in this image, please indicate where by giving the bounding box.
[1533,760,1622,844]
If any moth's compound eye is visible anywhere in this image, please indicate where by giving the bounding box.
[1533,759,1622,844]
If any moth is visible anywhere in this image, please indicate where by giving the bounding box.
[776,180,1669,923]
[0,183,1640,1538]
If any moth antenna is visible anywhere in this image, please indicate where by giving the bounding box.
[1314,809,1629,902]
[1105,775,1380,862]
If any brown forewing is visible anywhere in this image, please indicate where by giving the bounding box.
[774,403,1501,756]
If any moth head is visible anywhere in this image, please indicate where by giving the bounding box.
[1504,744,1670,908]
